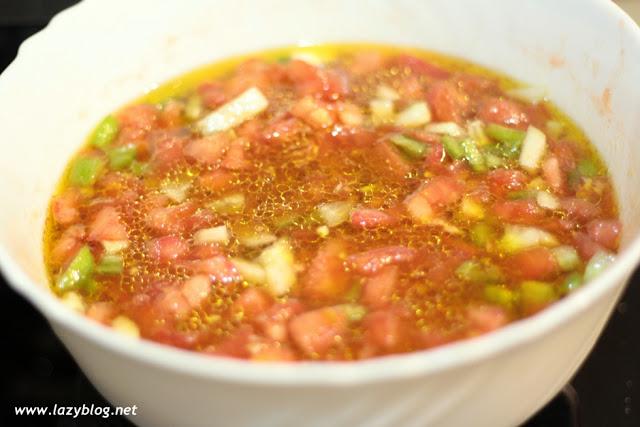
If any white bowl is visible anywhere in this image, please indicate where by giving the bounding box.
[1,0,639,426]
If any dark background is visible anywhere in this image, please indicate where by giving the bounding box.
[0,1,638,426]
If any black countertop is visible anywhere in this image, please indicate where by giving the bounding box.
[0,2,638,426]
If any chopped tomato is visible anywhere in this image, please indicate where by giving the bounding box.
[145,202,196,235]
[180,275,211,307]
[507,247,559,280]
[418,176,464,207]
[362,266,398,309]
[187,255,241,284]
[290,96,335,129]
[184,133,230,165]
[478,97,528,129]
[362,308,409,354]
[86,302,116,325]
[348,246,417,275]
[197,82,227,109]
[542,156,566,194]
[250,341,297,362]
[255,299,305,342]
[222,138,248,170]
[147,235,189,264]
[302,240,350,301]
[493,199,544,223]
[373,140,413,179]
[289,306,350,357]
[487,169,528,196]
[574,232,605,260]
[88,206,127,242]
[586,219,621,250]
[233,288,273,320]
[348,51,385,75]
[52,190,80,226]
[159,100,184,128]
[426,80,471,123]
[51,225,86,266]
[209,325,254,359]
[262,117,304,141]
[560,198,600,222]
[197,169,234,192]
[155,287,191,318]
[350,208,398,229]
[118,104,158,135]
[467,305,509,334]
[396,54,450,79]
[150,130,189,169]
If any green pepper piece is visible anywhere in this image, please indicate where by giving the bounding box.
[91,115,119,150]
[484,285,517,310]
[485,123,526,144]
[108,145,137,170]
[130,160,150,176]
[470,223,495,248]
[560,272,583,295]
[442,135,465,160]
[69,156,105,187]
[96,254,124,275]
[55,246,95,292]
[575,158,599,178]
[519,280,556,312]
[390,134,427,159]
[461,139,487,172]
[455,260,503,284]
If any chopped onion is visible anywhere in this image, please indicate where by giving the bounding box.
[499,225,558,253]
[506,86,547,103]
[395,101,432,127]
[428,218,463,235]
[208,193,245,214]
[61,291,85,313]
[536,191,560,210]
[111,316,140,338]
[375,85,400,101]
[101,240,128,254]
[291,51,324,66]
[519,125,547,172]
[551,245,581,272]
[193,225,230,245]
[238,232,277,248]
[258,238,296,296]
[467,120,491,146]
[231,258,266,284]
[425,121,465,137]
[316,225,330,238]
[460,196,485,220]
[317,201,354,227]
[369,98,394,125]
[161,181,191,203]
[584,251,616,282]
[198,87,268,134]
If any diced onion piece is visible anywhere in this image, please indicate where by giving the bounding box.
[341,303,367,322]
[258,238,296,296]
[551,245,581,272]
[231,258,266,284]
[198,87,268,134]
[61,291,86,313]
[369,99,394,125]
[111,315,140,338]
[238,232,277,248]
[375,85,400,101]
[467,120,491,147]
[536,191,559,210]
[527,177,548,191]
[425,121,465,137]
[185,95,203,120]
[208,193,245,214]
[506,86,547,103]
[518,125,547,172]
[460,196,485,220]
[102,240,128,254]
[428,218,463,235]
[161,182,191,203]
[317,201,354,227]
[316,225,330,238]
[584,251,616,283]
[499,225,558,254]
[194,225,230,245]
[291,51,324,66]
[395,101,432,127]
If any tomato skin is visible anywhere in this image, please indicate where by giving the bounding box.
[487,169,528,196]
[426,80,471,123]
[507,247,559,280]
[587,219,621,251]
[302,240,350,302]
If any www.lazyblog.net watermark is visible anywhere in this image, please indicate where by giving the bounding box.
[15,403,138,419]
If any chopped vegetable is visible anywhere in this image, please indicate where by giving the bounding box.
[55,246,95,291]
[102,240,128,254]
[576,159,599,177]
[184,94,203,120]
[96,254,123,275]
[551,246,581,272]
[342,303,367,322]
[291,51,324,66]
[455,260,503,284]
[560,272,583,294]
[470,222,495,248]
[505,86,547,103]
[467,120,491,146]
[425,121,464,137]
[230,258,266,284]
[395,102,431,127]
[194,225,230,245]
[460,196,485,220]
[519,280,556,311]
[61,291,86,313]
[369,99,394,125]
[499,225,558,253]
[91,115,119,149]
[108,144,137,170]
[208,193,245,214]
[316,225,330,238]
[584,250,616,282]
[130,160,150,176]
[518,125,547,172]
[545,120,565,139]
[198,86,269,134]
[375,85,400,101]
[68,156,104,187]
[111,315,140,338]
[390,134,427,159]
[485,123,526,145]
[237,230,277,248]
[442,135,465,160]
[258,238,296,296]
[316,201,353,227]
[161,181,192,203]
[484,285,516,310]
[461,138,487,172]
[536,191,559,210]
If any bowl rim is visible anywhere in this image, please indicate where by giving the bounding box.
[1,0,639,386]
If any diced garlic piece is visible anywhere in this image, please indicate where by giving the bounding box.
[198,87,268,134]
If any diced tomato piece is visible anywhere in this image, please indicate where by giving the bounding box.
[373,140,413,178]
[362,266,398,309]
[487,169,528,196]
[289,306,350,357]
[350,208,398,229]
[362,309,408,354]
[426,80,471,123]
[86,302,116,325]
[586,219,621,250]
[397,75,425,100]
[396,54,450,79]
[290,96,335,129]
[255,299,305,342]
[222,138,248,170]
[209,325,254,359]
[88,206,127,242]
[560,198,600,222]
[188,243,224,260]
[250,341,297,362]
[403,190,434,223]
[286,60,349,100]
[542,156,566,194]
[455,74,498,97]
[493,199,544,223]
[51,225,86,266]
[233,287,273,319]
[423,141,446,172]
[574,232,605,260]
[187,255,241,284]
[348,246,418,275]
[180,275,211,307]
[150,130,189,169]
[197,82,227,109]
[507,247,559,280]
[419,176,465,207]
[145,202,196,235]
[184,133,230,165]
[477,97,528,129]
[146,235,189,264]
[225,59,276,96]
[52,190,80,226]
[159,100,184,128]
[302,240,350,301]
[549,140,578,171]
[348,51,386,75]
[156,287,191,317]
[467,305,509,334]
[198,169,234,192]
[262,117,304,142]
[118,104,158,134]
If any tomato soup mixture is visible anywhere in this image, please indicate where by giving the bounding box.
[44,45,621,361]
